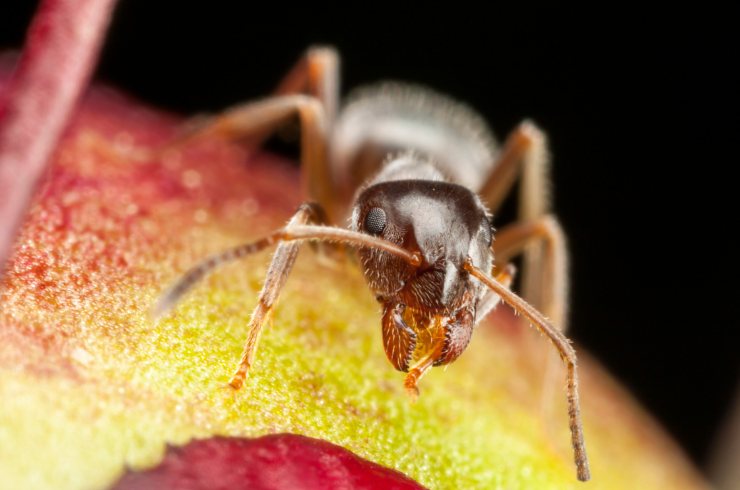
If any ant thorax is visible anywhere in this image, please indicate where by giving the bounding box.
[329,83,499,216]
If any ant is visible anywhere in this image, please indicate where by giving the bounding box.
[154,46,590,481]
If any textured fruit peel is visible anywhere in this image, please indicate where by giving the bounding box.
[0,70,708,490]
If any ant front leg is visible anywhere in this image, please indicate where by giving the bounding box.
[229,202,326,390]
[168,47,342,223]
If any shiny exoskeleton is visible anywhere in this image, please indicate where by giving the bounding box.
[353,158,494,374]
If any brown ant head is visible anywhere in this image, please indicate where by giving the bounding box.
[351,158,494,310]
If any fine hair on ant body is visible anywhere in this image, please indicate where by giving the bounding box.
[154,46,590,481]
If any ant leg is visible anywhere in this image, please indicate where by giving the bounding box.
[273,46,339,128]
[491,215,574,469]
[168,47,342,223]
[228,202,326,390]
[173,95,336,224]
[478,122,563,329]
[492,215,568,330]
[478,121,548,215]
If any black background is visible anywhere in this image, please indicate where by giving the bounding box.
[2,1,737,475]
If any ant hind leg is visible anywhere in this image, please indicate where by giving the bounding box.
[163,46,342,224]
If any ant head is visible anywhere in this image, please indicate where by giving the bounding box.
[351,157,494,307]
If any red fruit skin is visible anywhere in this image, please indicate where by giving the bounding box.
[111,434,427,490]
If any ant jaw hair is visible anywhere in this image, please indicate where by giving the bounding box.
[152,225,422,320]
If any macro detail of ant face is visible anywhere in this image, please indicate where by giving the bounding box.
[352,157,495,372]
[156,47,591,480]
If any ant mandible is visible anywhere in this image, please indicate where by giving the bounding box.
[154,46,590,481]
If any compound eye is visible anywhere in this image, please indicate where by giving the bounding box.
[364,207,387,235]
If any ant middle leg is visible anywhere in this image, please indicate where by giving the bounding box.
[492,215,568,331]
[478,121,567,331]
